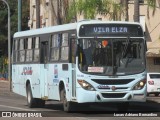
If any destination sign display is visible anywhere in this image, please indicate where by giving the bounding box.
[79,24,143,37]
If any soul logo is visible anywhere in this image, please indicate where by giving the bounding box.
[21,67,33,75]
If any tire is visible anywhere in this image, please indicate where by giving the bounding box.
[116,102,129,112]
[26,83,36,108]
[27,84,45,108]
[37,99,45,108]
[60,89,75,112]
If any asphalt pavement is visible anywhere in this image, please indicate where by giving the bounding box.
[0,80,160,120]
[0,80,23,98]
[0,80,11,96]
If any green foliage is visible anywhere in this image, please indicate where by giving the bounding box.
[0,5,7,42]
[109,1,124,20]
[66,0,125,22]
[146,0,156,15]
[146,0,156,8]
[0,0,29,42]
[0,0,17,42]
[66,0,158,23]
[0,0,29,74]
[0,56,8,73]
[21,0,30,30]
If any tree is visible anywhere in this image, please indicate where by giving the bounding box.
[134,0,139,22]
[56,0,69,24]
[134,0,157,22]
[0,0,29,42]
[66,0,125,23]
[146,0,156,16]
[36,0,40,28]
[0,0,29,53]
[123,0,128,21]
[0,0,29,78]
[66,0,156,23]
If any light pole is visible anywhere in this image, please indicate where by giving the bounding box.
[18,0,21,31]
[0,0,11,91]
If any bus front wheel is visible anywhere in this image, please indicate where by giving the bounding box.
[61,89,75,112]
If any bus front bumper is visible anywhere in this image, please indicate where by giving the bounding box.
[76,88,146,103]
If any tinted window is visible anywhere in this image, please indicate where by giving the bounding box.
[149,74,160,79]
[26,38,33,62]
[50,34,60,61]
[19,39,25,62]
[33,37,40,62]
[60,33,69,60]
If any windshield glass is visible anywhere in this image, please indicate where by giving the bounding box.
[78,38,145,75]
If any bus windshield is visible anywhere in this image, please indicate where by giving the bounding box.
[78,38,145,75]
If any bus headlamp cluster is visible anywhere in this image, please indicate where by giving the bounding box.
[78,80,96,91]
[132,79,146,90]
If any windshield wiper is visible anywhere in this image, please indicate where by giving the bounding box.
[121,37,132,68]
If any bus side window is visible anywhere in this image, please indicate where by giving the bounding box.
[33,37,40,62]
[60,33,69,61]
[13,39,19,63]
[26,38,32,62]
[50,34,60,61]
[18,38,25,62]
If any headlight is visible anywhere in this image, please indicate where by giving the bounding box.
[78,80,96,91]
[132,79,146,90]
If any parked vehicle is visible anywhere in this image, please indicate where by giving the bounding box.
[147,73,160,96]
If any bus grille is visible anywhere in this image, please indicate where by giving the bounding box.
[92,79,134,85]
[101,93,126,98]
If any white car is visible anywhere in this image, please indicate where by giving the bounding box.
[147,73,160,96]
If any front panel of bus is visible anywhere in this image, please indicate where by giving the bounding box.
[75,23,147,103]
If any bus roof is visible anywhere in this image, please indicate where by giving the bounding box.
[14,22,77,38]
[13,20,143,38]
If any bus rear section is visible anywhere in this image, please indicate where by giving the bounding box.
[147,73,160,96]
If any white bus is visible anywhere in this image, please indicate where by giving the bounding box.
[12,20,147,112]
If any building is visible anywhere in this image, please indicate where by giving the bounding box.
[28,0,160,72]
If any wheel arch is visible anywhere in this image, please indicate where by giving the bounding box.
[26,79,31,92]
[59,80,65,101]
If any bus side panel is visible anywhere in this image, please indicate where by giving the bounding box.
[12,65,26,96]
[19,65,26,96]
[12,64,41,98]
[47,63,73,101]
[47,64,58,100]
[39,64,48,99]
[58,63,73,101]
[12,64,20,95]
[29,64,41,98]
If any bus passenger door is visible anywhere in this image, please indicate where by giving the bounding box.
[70,37,77,98]
[40,41,49,99]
